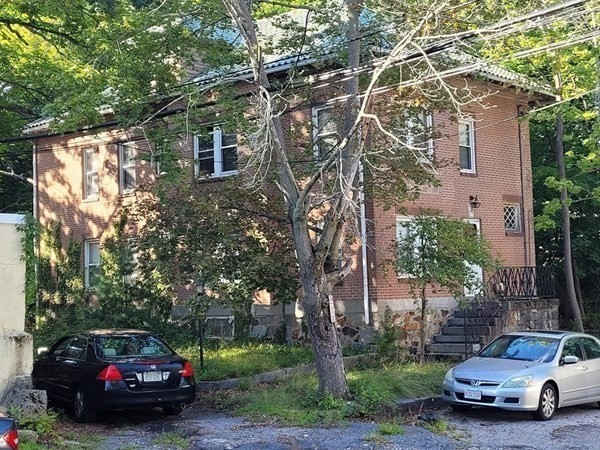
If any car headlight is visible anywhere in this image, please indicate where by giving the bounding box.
[502,375,533,388]
[444,368,454,382]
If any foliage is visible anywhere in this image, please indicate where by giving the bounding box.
[151,431,189,449]
[134,179,298,340]
[94,210,175,328]
[420,417,450,435]
[177,342,313,381]
[395,213,496,363]
[221,361,448,425]
[7,406,57,438]
[376,306,408,362]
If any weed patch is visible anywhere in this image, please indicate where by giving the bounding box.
[223,361,448,426]
[177,343,314,381]
[151,431,189,449]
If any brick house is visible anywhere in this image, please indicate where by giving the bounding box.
[21,25,557,352]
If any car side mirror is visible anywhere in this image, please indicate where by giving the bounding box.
[37,347,49,356]
[563,355,579,365]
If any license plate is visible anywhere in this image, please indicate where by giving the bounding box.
[143,371,162,382]
[464,389,482,400]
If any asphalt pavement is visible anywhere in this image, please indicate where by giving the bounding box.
[65,400,600,449]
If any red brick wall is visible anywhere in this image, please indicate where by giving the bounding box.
[33,81,536,318]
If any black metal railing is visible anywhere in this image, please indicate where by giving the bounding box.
[461,266,556,358]
[486,266,556,300]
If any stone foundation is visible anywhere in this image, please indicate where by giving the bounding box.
[503,298,560,331]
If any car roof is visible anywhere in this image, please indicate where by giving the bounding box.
[503,330,582,339]
[83,329,155,337]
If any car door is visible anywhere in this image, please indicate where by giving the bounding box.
[33,336,72,397]
[558,337,589,405]
[580,337,600,399]
[55,335,88,402]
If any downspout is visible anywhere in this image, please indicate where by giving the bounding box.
[33,142,40,327]
[359,161,369,325]
[517,105,529,267]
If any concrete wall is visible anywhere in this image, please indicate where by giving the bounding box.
[0,214,33,402]
[0,215,26,332]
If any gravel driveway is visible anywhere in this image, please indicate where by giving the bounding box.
[57,401,600,449]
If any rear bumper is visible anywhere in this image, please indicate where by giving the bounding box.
[92,383,196,410]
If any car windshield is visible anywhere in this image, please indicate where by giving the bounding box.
[95,335,174,358]
[478,335,559,362]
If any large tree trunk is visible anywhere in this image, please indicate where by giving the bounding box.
[419,285,427,365]
[555,110,584,332]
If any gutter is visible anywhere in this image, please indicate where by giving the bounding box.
[359,161,369,325]
[517,105,529,267]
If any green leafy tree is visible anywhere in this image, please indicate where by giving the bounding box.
[395,214,495,364]
[93,212,175,330]
[133,179,299,341]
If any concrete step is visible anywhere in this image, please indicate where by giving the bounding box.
[447,317,501,327]
[454,308,503,319]
[427,342,482,354]
[433,334,481,343]
[442,325,491,336]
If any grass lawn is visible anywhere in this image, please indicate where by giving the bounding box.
[176,342,314,381]
[209,361,449,425]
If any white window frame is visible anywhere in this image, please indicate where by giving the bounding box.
[312,106,338,159]
[119,142,137,194]
[503,203,523,233]
[458,118,476,174]
[406,111,434,159]
[84,240,100,288]
[83,147,99,200]
[194,127,238,178]
[396,216,418,279]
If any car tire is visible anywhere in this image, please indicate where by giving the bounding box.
[74,387,96,423]
[162,406,183,416]
[450,404,472,412]
[532,383,556,421]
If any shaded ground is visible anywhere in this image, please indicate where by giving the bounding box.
[53,403,459,450]
[48,400,600,449]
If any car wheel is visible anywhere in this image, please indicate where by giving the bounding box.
[532,383,556,421]
[74,388,96,423]
[450,404,472,412]
[162,406,183,416]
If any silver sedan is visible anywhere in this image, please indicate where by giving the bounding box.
[442,330,600,420]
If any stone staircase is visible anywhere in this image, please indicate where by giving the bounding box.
[426,306,504,358]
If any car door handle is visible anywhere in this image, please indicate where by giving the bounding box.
[63,360,79,368]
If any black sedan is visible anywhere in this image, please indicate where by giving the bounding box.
[32,329,196,423]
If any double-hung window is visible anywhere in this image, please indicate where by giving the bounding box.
[312,106,338,159]
[458,118,476,173]
[83,147,99,199]
[503,204,522,233]
[84,240,100,288]
[194,127,238,177]
[406,111,434,159]
[396,216,419,278]
[119,143,137,194]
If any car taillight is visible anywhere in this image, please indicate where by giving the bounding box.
[96,364,123,381]
[2,428,18,450]
[181,362,194,377]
